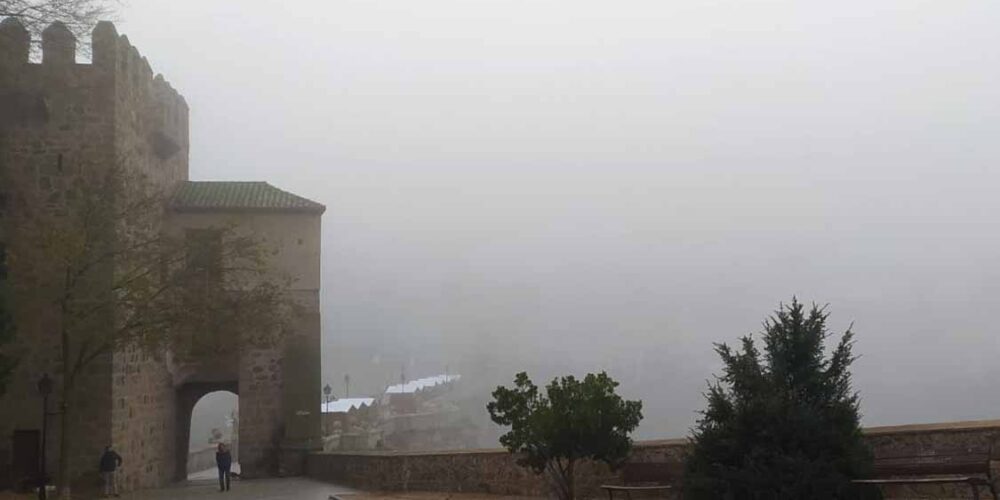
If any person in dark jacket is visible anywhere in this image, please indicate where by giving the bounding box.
[98,445,123,497]
[216,443,232,492]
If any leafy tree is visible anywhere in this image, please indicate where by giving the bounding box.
[488,371,643,500]
[684,299,871,500]
[4,166,294,495]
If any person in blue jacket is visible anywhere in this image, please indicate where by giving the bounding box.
[215,443,232,492]
[98,445,123,497]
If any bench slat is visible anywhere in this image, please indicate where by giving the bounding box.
[854,477,991,485]
[601,485,673,491]
[854,451,996,498]
[622,462,684,483]
[869,453,990,478]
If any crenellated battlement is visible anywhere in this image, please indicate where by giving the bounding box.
[0,17,189,187]
[1,18,188,151]
[1,18,189,183]
[1,19,180,92]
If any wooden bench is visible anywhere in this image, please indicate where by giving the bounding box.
[852,449,998,500]
[601,462,681,499]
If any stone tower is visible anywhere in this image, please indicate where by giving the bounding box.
[0,19,322,492]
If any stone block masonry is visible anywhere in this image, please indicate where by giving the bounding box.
[0,18,324,494]
[307,419,1000,499]
[0,18,189,491]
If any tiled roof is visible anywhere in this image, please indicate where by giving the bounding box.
[321,398,376,414]
[170,181,325,214]
[385,374,460,394]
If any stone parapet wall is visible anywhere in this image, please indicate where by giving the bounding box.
[187,445,217,475]
[307,420,1000,499]
[306,440,685,498]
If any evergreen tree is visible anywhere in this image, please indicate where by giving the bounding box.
[684,299,871,499]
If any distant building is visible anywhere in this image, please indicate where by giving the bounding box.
[318,374,483,452]
[320,398,378,451]
[380,374,483,451]
[322,398,376,414]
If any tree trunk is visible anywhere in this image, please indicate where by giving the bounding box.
[565,459,575,500]
[57,287,73,499]
[57,396,72,498]
[546,461,570,500]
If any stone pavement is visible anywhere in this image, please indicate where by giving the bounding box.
[1,481,544,500]
[118,477,357,500]
[188,463,243,481]
[333,494,543,499]
[107,478,542,500]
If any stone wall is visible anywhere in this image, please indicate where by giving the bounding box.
[307,420,1000,499]
[111,346,177,490]
[0,18,323,494]
[237,346,283,477]
[306,440,682,498]
[0,18,187,491]
[187,445,217,475]
[164,211,324,478]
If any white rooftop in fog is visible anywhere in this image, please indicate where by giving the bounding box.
[321,398,375,413]
[385,374,460,394]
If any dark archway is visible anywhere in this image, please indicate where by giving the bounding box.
[187,390,238,479]
[175,382,238,481]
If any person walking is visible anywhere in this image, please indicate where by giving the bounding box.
[98,445,122,498]
[216,442,232,492]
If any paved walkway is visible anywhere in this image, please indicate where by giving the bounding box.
[122,476,357,500]
[100,477,540,500]
[334,494,542,499]
[188,463,242,481]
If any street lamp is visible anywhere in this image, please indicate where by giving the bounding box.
[37,373,53,500]
[322,384,332,435]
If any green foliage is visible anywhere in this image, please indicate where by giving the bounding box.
[684,299,872,500]
[488,371,643,500]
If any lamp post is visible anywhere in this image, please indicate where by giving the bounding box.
[343,374,350,399]
[37,373,53,500]
[322,384,332,435]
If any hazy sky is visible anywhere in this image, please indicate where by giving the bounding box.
[115,0,1000,438]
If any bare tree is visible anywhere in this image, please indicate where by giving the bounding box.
[1,0,115,46]
[4,165,296,496]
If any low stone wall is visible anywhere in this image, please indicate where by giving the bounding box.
[307,420,1000,498]
[187,446,218,475]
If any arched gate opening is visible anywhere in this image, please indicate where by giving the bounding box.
[175,382,238,482]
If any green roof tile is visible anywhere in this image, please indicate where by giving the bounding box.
[169,181,325,214]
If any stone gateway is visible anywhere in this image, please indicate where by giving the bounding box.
[0,20,323,492]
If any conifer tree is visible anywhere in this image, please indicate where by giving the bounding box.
[684,299,871,499]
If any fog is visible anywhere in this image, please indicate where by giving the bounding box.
[120,1,1000,440]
